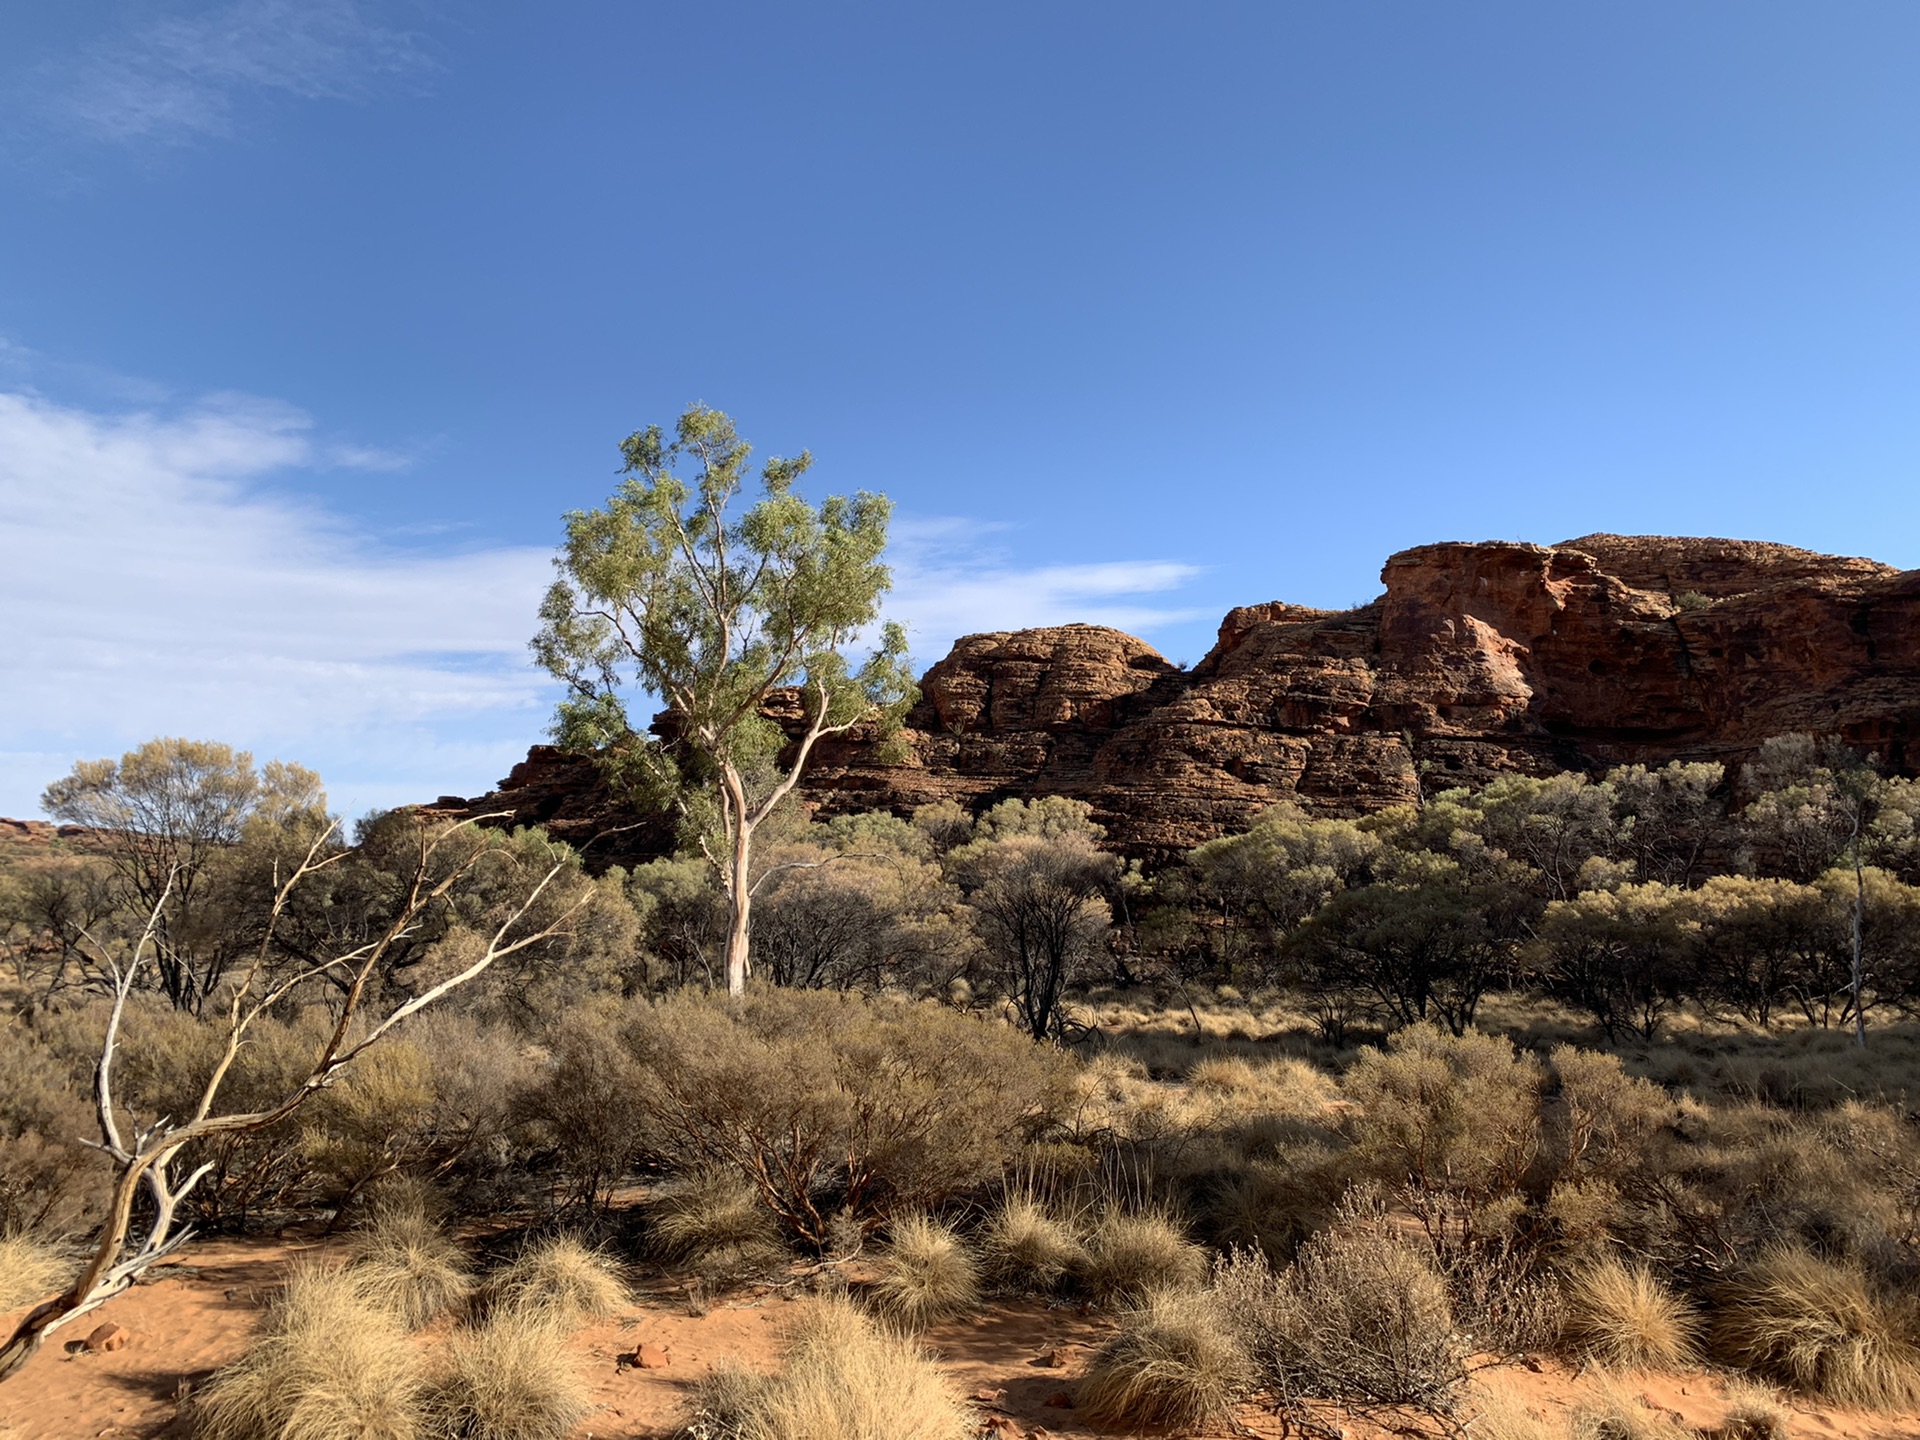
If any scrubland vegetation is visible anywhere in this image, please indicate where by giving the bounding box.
[7,729,1920,1435]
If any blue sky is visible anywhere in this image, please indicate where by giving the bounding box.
[4,2,1920,819]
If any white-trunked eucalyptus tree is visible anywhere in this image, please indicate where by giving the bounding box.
[0,812,593,1384]
[532,404,913,998]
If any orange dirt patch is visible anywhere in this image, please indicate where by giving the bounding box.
[6,1236,1920,1440]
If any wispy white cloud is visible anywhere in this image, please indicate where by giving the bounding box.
[0,388,1206,818]
[883,516,1205,663]
[32,0,431,149]
[0,388,550,818]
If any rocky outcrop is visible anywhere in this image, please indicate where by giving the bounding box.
[435,535,1920,861]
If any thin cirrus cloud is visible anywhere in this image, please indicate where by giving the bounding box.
[31,0,431,149]
[0,387,1202,820]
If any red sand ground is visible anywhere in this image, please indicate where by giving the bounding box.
[4,1235,1919,1440]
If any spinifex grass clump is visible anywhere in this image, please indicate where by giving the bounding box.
[423,1309,590,1440]
[483,1236,629,1324]
[192,1264,423,1440]
[1562,1257,1700,1370]
[347,1203,473,1330]
[1078,1287,1254,1430]
[1081,1209,1208,1305]
[0,1235,68,1315]
[977,1195,1084,1295]
[1711,1246,1920,1408]
[687,1295,975,1440]
[867,1215,979,1328]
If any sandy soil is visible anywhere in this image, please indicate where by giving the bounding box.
[5,1235,1920,1440]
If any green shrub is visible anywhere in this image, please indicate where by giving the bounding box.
[625,989,1070,1247]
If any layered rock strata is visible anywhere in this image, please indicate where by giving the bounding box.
[435,535,1920,860]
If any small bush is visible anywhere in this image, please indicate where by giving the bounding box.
[626,989,1070,1248]
[683,1294,975,1440]
[423,1311,590,1440]
[1214,1199,1468,1413]
[1562,1257,1699,1370]
[978,1196,1084,1295]
[647,1169,788,1278]
[1081,1210,1207,1305]
[192,1264,423,1440]
[484,1237,629,1324]
[1710,1246,1920,1408]
[348,1205,473,1330]
[0,1233,68,1314]
[868,1215,979,1328]
[1078,1287,1254,1430]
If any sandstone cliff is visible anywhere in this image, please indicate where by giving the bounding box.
[435,535,1920,860]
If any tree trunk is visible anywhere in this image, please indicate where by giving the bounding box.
[1852,844,1867,1049]
[725,819,754,999]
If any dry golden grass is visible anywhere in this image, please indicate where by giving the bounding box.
[1081,1209,1208,1304]
[192,1263,423,1440]
[1470,1387,1564,1440]
[348,1206,473,1330]
[1562,1257,1700,1370]
[1715,1377,1789,1440]
[422,1310,590,1440]
[1569,1377,1692,1440]
[867,1215,979,1328]
[647,1169,787,1277]
[977,1196,1084,1294]
[684,1294,975,1440]
[1077,1287,1253,1430]
[1710,1246,1920,1408]
[0,1234,68,1314]
[484,1236,629,1324]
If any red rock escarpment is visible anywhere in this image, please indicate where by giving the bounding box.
[436,535,1920,860]
[797,534,1920,854]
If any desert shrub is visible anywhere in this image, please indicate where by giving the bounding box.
[192,1263,424,1440]
[1343,1023,1542,1247]
[1214,1198,1467,1413]
[519,1008,647,1209]
[1078,1287,1254,1430]
[977,1196,1084,1294]
[1710,1246,1920,1407]
[646,1169,789,1278]
[1561,1257,1699,1370]
[347,1204,473,1330]
[868,1215,979,1327]
[1550,1047,1673,1186]
[0,1016,106,1235]
[422,1310,590,1440]
[0,1233,69,1314]
[625,989,1069,1247]
[682,1294,975,1440]
[1081,1209,1208,1305]
[301,1038,438,1207]
[484,1237,628,1324]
